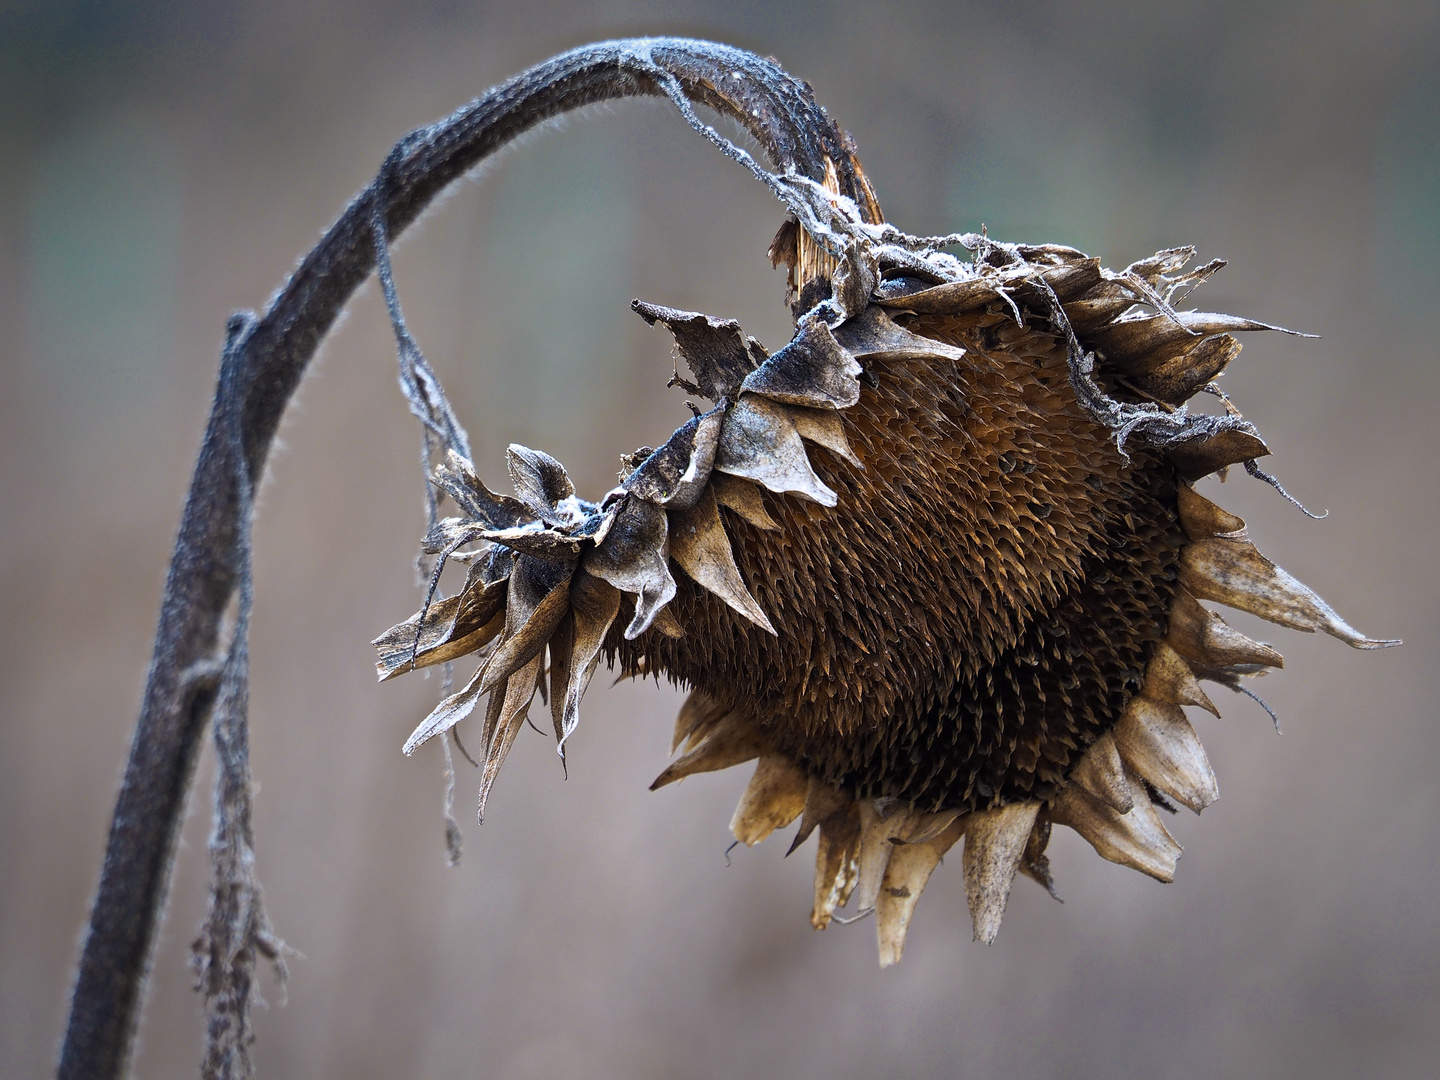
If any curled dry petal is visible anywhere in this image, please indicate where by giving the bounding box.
[506,443,574,521]
[1176,485,1248,542]
[715,394,837,506]
[1111,697,1219,813]
[1091,311,1296,374]
[631,299,759,400]
[1130,334,1241,405]
[667,486,775,634]
[739,311,862,409]
[402,664,488,756]
[582,495,676,639]
[875,816,965,967]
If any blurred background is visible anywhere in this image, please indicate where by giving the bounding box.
[2,2,1437,1077]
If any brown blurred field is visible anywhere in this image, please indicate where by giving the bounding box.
[3,2,1438,1077]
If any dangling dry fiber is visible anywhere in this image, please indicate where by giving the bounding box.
[376,49,1398,969]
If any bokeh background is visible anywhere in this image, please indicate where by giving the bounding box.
[3,2,1438,1077]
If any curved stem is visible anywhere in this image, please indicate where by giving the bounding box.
[57,38,878,1080]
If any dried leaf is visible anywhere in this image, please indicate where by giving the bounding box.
[477,653,544,821]
[1130,334,1240,405]
[739,311,862,409]
[582,496,676,639]
[715,394,837,506]
[1141,641,1219,716]
[1176,485,1248,542]
[631,299,759,399]
[506,443,574,521]
[671,689,730,755]
[1092,311,1294,374]
[1167,429,1271,481]
[851,801,912,913]
[401,664,487,756]
[431,448,529,530]
[811,800,861,929]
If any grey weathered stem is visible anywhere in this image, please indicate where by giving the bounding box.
[57,37,876,1080]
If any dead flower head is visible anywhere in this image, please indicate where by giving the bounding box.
[374,46,1398,968]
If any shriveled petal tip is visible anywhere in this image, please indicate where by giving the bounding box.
[477,652,544,821]
[631,298,759,400]
[1112,697,1219,814]
[729,754,809,846]
[403,665,487,756]
[715,394,837,507]
[739,313,862,410]
[1181,537,1401,649]
[668,487,775,634]
[963,801,1040,944]
[1142,641,1219,716]
[555,573,621,750]
[432,449,530,530]
[1166,429,1271,481]
[711,472,781,531]
[876,816,964,967]
[788,404,862,468]
[1176,484,1248,542]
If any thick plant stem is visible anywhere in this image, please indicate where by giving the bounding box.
[57,37,874,1080]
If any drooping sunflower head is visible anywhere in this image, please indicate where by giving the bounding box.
[376,123,1397,967]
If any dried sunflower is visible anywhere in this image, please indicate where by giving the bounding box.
[374,42,1398,969]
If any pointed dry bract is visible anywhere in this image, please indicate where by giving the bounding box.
[730,754,810,846]
[1181,537,1400,649]
[556,572,621,750]
[787,404,862,467]
[649,711,765,789]
[478,653,544,821]
[631,299,759,399]
[402,663,488,756]
[1167,589,1285,670]
[1176,485,1248,541]
[1141,641,1219,716]
[1049,769,1182,883]
[811,801,861,929]
[832,304,966,363]
[876,817,965,967]
[963,802,1040,944]
[1112,697,1219,813]
[480,563,572,693]
[711,473,780,531]
[668,486,775,633]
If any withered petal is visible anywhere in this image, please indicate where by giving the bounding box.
[668,486,775,634]
[715,394,837,507]
[739,312,862,410]
[631,299,759,400]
